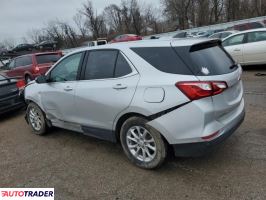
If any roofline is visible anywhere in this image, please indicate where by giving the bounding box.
[11,51,62,59]
[222,28,266,40]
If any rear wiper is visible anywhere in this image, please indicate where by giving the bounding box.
[229,63,239,70]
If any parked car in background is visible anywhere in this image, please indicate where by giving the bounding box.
[1,51,62,83]
[24,38,244,169]
[222,28,266,65]
[196,31,213,38]
[34,41,57,51]
[196,29,224,38]
[0,74,25,114]
[0,47,8,55]
[9,44,35,53]
[233,22,264,31]
[83,39,107,47]
[209,31,238,39]
[110,34,142,43]
[173,31,188,38]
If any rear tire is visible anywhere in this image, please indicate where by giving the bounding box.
[26,102,47,135]
[120,117,167,169]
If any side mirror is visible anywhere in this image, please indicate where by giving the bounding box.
[35,75,47,84]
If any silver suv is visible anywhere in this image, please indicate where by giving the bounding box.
[24,39,245,169]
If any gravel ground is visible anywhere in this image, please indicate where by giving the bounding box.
[0,69,266,200]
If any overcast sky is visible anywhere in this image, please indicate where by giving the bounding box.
[0,0,161,44]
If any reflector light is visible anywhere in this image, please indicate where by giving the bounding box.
[16,79,26,89]
[201,130,220,140]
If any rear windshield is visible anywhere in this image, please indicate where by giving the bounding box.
[131,47,192,75]
[36,54,61,64]
[174,44,236,76]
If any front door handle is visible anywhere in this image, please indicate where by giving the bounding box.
[234,48,241,51]
[64,86,73,91]
[113,84,127,90]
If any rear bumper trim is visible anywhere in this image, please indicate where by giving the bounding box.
[172,110,245,157]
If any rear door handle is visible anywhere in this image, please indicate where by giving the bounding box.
[113,84,127,90]
[64,86,73,91]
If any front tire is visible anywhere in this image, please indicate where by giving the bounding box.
[120,117,167,169]
[26,102,47,135]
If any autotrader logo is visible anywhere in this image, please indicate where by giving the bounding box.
[0,188,54,200]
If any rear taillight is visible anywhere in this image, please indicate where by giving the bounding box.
[33,66,40,73]
[16,79,26,90]
[176,81,227,100]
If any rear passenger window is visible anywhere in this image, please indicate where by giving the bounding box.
[36,54,61,64]
[115,53,132,77]
[85,50,118,80]
[247,31,266,43]
[131,47,192,75]
[15,56,32,67]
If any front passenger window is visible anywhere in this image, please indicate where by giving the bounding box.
[223,34,244,47]
[49,52,82,82]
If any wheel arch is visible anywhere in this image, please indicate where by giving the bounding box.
[25,99,52,127]
[115,112,146,142]
[114,112,170,146]
[24,72,32,80]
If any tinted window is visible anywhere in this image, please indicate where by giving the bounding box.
[84,50,118,80]
[115,53,132,77]
[175,45,235,76]
[15,56,32,67]
[247,31,266,43]
[249,22,263,29]
[36,54,61,64]
[50,52,82,82]
[131,47,192,75]
[222,34,245,47]
[97,41,106,45]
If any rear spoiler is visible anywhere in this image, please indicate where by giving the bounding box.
[190,39,222,52]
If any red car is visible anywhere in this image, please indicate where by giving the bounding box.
[233,22,264,31]
[2,52,62,83]
[110,34,142,43]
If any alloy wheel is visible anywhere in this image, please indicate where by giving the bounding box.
[126,126,157,162]
[28,107,42,131]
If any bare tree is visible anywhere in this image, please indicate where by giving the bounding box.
[73,13,88,37]
[162,0,193,30]
[82,0,107,39]
[104,4,123,33]
[209,0,224,23]
[1,38,16,49]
